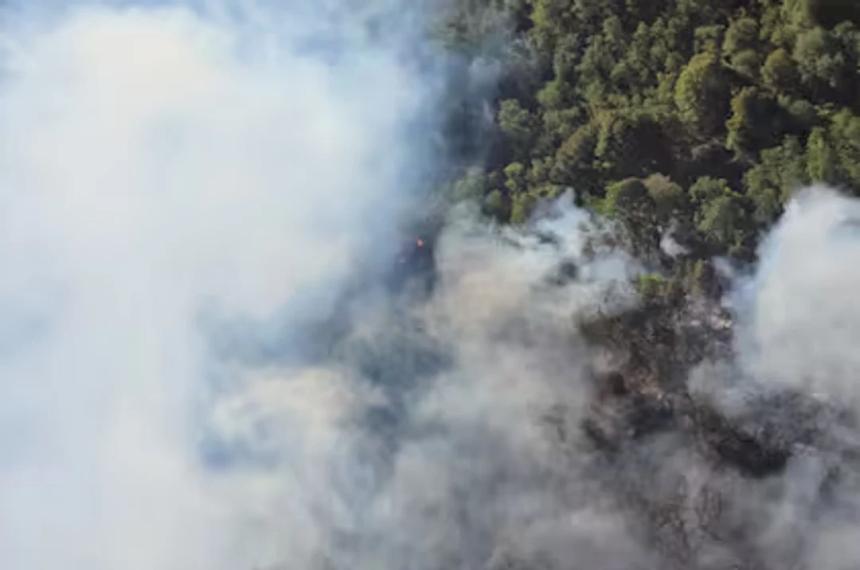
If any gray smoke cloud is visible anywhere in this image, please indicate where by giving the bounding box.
[4,2,860,570]
[0,2,436,568]
[193,194,649,570]
[735,188,860,570]
[733,187,860,404]
[683,188,860,570]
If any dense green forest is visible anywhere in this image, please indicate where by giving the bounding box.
[443,0,860,298]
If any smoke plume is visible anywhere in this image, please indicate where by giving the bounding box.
[0,2,432,568]
[3,2,860,570]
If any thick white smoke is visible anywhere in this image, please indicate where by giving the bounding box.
[0,3,430,568]
[734,188,860,405]
[1,2,640,569]
[740,188,860,570]
[5,2,860,570]
[684,188,860,570]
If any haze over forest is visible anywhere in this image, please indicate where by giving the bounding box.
[1,1,860,569]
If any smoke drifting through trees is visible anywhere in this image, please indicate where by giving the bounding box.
[1,2,860,570]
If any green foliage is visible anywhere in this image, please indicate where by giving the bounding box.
[694,25,725,54]
[506,181,565,224]
[806,109,860,187]
[696,192,751,253]
[674,52,730,134]
[726,87,788,155]
[687,259,715,296]
[793,26,852,98]
[605,178,652,217]
[552,122,599,193]
[690,176,731,204]
[644,174,687,220]
[537,79,571,110]
[723,17,759,55]
[445,0,860,274]
[556,123,598,175]
[762,48,800,92]
[806,126,838,182]
[744,136,808,223]
[595,111,674,178]
[730,49,762,80]
[510,192,537,224]
[483,189,510,220]
[827,109,860,185]
[604,178,661,252]
[635,273,669,301]
[498,99,538,157]
[503,161,527,192]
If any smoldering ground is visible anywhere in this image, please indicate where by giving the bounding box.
[3,2,860,570]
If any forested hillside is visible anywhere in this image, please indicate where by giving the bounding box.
[446,0,860,283]
[432,8,860,552]
[5,2,860,568]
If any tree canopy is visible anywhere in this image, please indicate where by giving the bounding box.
[445,0,860,269]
